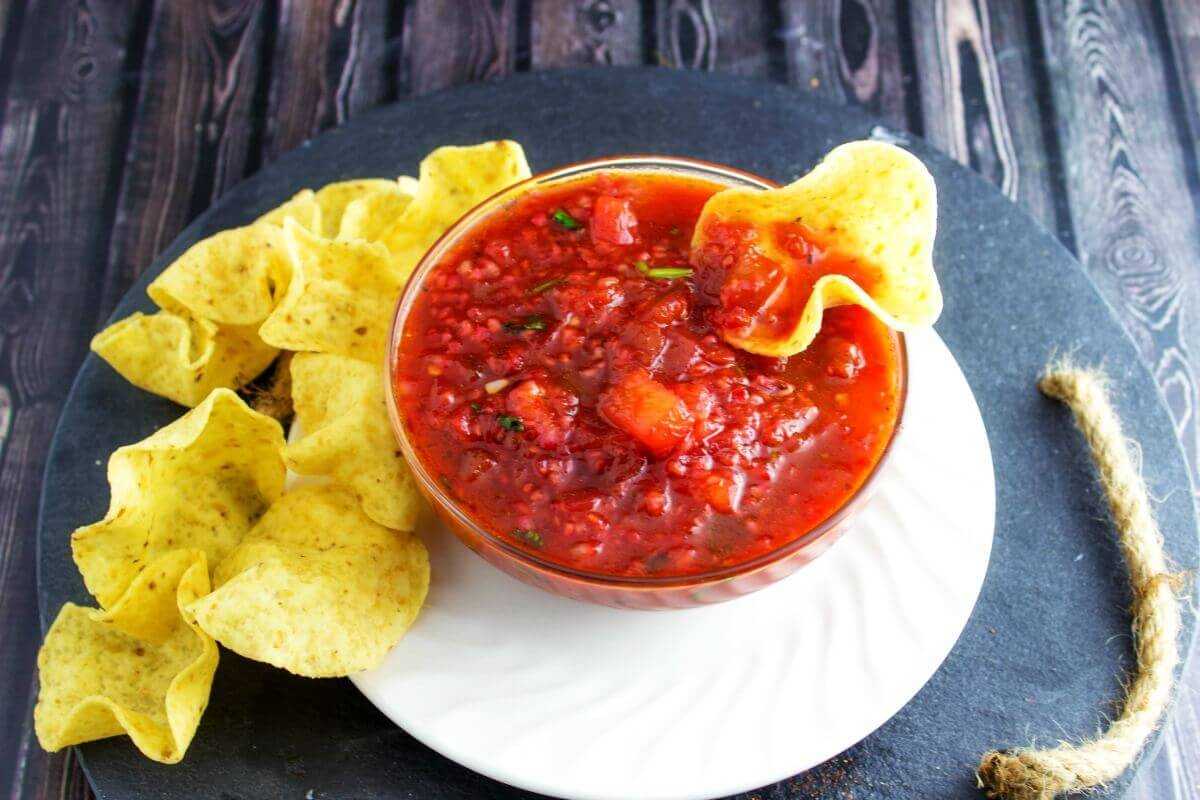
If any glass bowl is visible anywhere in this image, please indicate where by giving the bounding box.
[385,155,908,609]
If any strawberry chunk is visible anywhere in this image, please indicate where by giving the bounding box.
[590,195,638,245]
[598,370,692,458]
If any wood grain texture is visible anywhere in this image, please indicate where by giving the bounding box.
[531,0,642,67]
[1035,0,1200,481]
[262,0,391,162]
[778,0,908,129]
[0,2,145,799]
[655,0,781,77]
[908,0,1059,234]
[99,0,265,317]
[402,0,516,96]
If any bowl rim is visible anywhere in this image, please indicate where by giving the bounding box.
[384,153,909,591]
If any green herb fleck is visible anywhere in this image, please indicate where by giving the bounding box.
[497,414,524,432]
[669,226,681,236]
[530,278,563,295]
[504,315,548,332]
[470,402,482,412]
[512,528,543,547]
[637,262,694,280]
[552,209,580,230]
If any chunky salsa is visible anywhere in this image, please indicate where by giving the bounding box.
[393,172,903,578]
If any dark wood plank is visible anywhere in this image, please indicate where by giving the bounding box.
[401,0,517,96]
[1034,0,1200,480]
[907,1,1060,235]
[654,0,779,77]
[0,2,148,798]
[778,0,908,130]
[99,0,266,317]
[261,0,391,163]
[531,0,643,67]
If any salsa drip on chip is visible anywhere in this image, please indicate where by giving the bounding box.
[692,140,940,357]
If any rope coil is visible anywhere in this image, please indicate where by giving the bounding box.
[977,362,1181,800]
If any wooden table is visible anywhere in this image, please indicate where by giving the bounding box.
[1,2,1198,798]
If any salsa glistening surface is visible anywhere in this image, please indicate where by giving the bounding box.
[393,172,903,578]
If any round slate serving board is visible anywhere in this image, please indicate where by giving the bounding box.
[38,68,1199,800]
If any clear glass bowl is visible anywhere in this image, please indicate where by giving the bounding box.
[385,156,908,609]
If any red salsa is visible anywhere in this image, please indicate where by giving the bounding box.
[393,172,903,578]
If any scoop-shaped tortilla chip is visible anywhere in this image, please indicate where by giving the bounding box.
[692,140,940,357]
[258,218,403,361]
[256,188,322,233]
[189,484,429,677]
[336,177,418,243]
[147,224,289,327]
[285,353,421,530]
[379,141,531,279]
[72,389,285,609]
[35,549,218,764]
[91,309,278,407]
[309,178,413,239]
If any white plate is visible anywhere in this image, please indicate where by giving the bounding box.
[349,327,994,800]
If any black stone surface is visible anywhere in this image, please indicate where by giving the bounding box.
[36,68,1199,800]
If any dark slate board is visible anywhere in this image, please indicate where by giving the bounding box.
[37,68,1199,800]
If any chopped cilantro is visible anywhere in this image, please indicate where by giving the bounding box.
[512,528,543,547]
[504,315,548,332]
[530,278,563,294]
[497,414,524,432]
[551,209,580,230]
[470,402,482,412]
[636,261,693,280]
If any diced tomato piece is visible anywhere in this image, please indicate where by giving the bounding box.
[590,195,638,245]
[506,376,579,448]
[598,370,692,458]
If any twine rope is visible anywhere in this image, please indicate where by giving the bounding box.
[977,362,1181,800]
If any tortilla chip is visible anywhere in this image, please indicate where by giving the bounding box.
[189,485,429,677]
[91,309,278,407]
[307,178,410,240]
[693,140,940,357]
[379,141,531,279]
[258,219,402,361]
[285,353,421,530]
[72,389,285,609]
[256,188,321,233]
[35,549,218,764]
[147,224,288,328]
[336,177,418,243]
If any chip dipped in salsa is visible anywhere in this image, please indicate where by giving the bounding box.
[391,168,904,580]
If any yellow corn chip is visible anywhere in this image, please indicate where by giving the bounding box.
[258,218,403,361]
[256,188,321,233]
[91,310,278,407]
[336,177,418,243]
[72,389,285,609]
[147,224,288,327]
[311,178,411,239]
[693,140,940,357]
[379,141,531,279]
[189,485,429,677]
[285,353,421,530]
[35,549,218,764]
